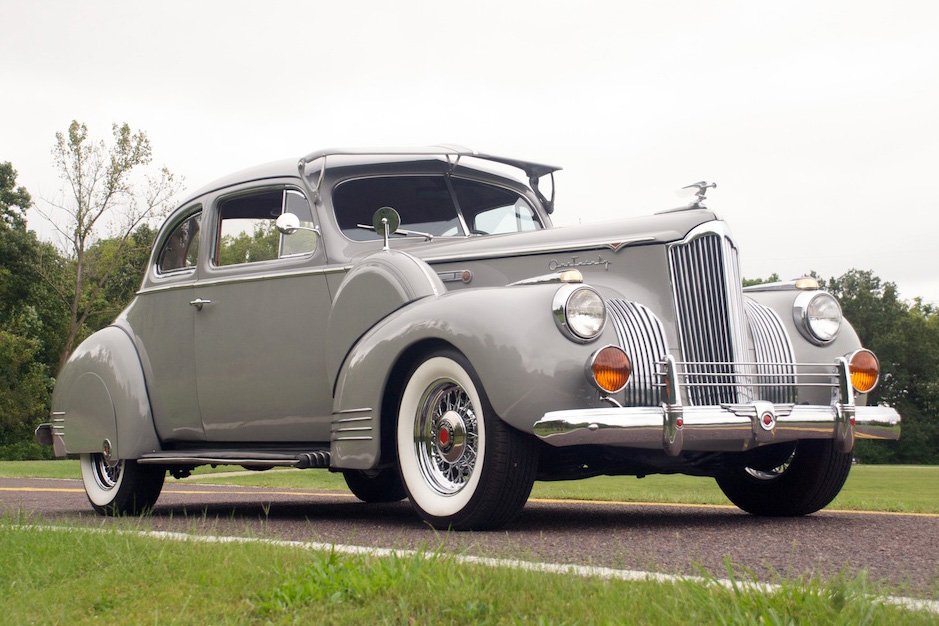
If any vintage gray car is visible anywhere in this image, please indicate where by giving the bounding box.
[36,147,900,530]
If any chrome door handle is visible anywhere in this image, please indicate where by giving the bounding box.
[189,298,212,311]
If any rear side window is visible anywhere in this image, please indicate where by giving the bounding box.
[157,211,201,273]
[215,189,316,266]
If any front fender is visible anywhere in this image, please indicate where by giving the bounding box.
[51,326,161,459]
[331,283,614,468]
[745,289,866,405]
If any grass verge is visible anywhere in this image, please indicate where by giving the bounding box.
[2,522,934,625]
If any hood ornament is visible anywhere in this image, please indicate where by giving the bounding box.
[682,181,717,208]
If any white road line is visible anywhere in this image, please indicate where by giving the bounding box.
[9,523,939,616]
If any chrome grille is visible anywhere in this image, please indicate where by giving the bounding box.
[667,225,749,405]
[744,299,797,403]
[607,299,668,406]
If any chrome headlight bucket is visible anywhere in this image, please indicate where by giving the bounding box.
[793,291,842,345]
[553,284,606,343]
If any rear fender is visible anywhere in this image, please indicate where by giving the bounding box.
[51,326,161,459]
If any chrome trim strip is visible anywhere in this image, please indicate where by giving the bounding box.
[332,408,373,415]
[137,457,301,466]
[331,436,374,442]
[423,236,656,265]
[332,427,373,433]
[138,265,352,295]
[332,416,373,424]
[52,411,66,416]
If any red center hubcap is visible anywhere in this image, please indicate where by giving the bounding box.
[439,428,449,446]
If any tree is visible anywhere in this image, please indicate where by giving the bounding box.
[742,273,781,288]
[0,162,32,229]
[828,270,939,464]
[0,161,58,459]
[36,121,181,371]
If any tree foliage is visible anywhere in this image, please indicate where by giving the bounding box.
[0,162,57,458]
[827,270,939,464]
[36,121,181,371]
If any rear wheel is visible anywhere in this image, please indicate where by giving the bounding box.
[80,453,165,515]
[716,440,852,516]
[342,468,407,502]
[396,349,538,530]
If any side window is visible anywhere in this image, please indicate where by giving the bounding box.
[157,211,201,273]
[280,190,317,257]
[451,178,541,235]
[215,189,316,266]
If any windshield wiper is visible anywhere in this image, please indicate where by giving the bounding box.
[356,223,434,242]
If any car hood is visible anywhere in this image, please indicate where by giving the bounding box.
[401,208,718,265]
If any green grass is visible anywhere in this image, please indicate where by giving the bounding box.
[1,522,933,625]
[4,461,937,513]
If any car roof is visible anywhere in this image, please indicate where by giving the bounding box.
[177,146,562,207]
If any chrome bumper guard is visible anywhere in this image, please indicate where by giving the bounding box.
[533,356,901,456]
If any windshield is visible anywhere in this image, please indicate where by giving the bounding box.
[332,175,541,241]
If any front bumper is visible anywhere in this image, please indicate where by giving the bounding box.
[533,402,900,456]
[533,355,901,456]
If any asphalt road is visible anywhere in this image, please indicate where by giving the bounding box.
[3,477,937,594]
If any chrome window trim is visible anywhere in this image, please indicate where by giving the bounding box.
[210,185,319,269]
[137,264,352,295]
[153,205,203,278]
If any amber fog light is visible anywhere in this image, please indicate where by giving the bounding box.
[586,345,631,394]
[849,349,880,393]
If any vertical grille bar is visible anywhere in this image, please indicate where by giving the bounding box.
[744,299,797,404]
[668,225,748,405]
[607,300,668,406]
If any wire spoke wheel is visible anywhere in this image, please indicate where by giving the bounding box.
[415,379,480,495]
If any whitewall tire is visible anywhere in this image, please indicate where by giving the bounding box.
[396,349,538,530]
[80,453,165,515]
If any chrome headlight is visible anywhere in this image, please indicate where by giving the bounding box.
[793,291,842,344]
[553,284,606,343]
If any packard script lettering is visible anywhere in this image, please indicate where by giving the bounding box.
[548,255,611,271]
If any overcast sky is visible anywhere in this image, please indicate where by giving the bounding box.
[3,0,937,304]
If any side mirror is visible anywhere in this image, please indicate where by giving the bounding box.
[373,206,401,250]
[275,212,301,235]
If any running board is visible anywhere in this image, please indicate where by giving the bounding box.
[137,449,331,469]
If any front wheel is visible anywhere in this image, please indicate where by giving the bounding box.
[396,350,538,530]
[715,439,852,516]
[80,453,165,515]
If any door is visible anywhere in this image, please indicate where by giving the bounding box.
[192,186,334,442]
